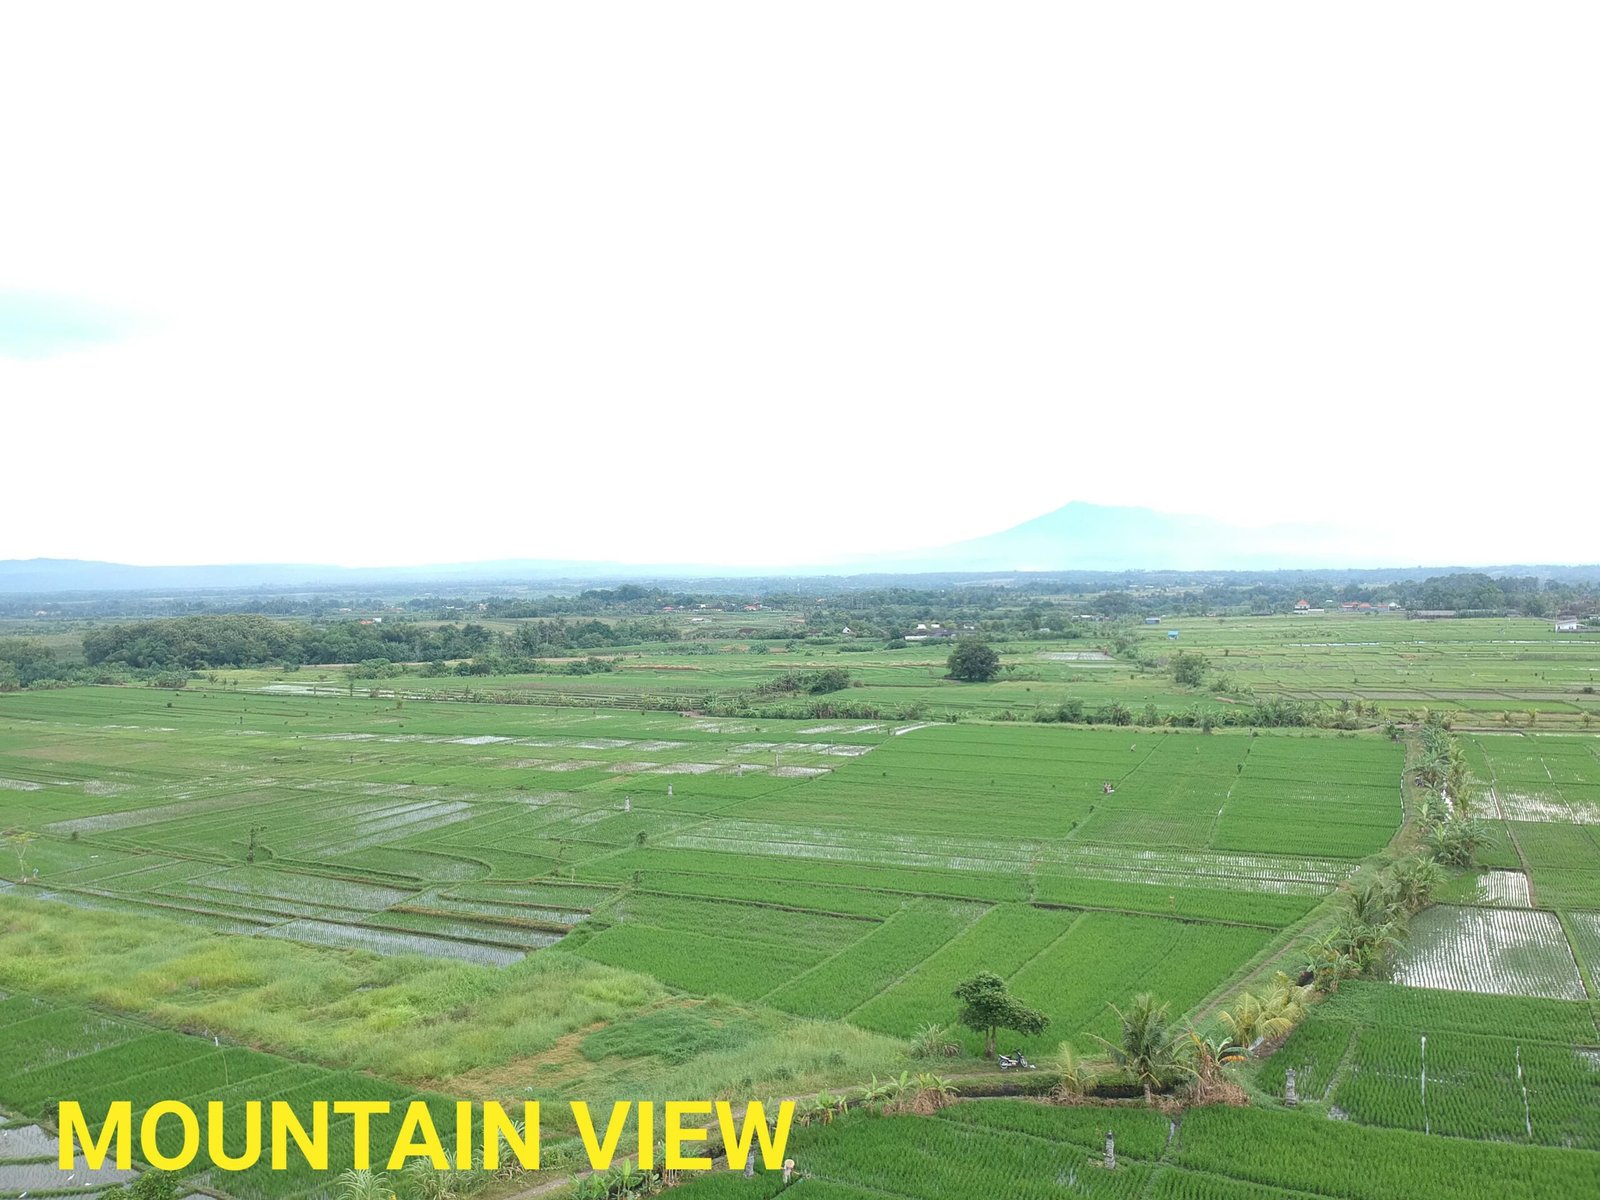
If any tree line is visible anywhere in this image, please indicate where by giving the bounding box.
[72,614,673,673]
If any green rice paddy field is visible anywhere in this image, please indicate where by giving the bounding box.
[203,612,1600,726]
[2,681,1600,1199]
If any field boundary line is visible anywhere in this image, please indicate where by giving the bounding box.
[833,902,993,1020]
[1558,911,1600,1024]
[932,1105,1334,1200]
[619,886,880,923]
[1473,737,1538,905]
[1026,899,1288,932]
[1005,910,1089,982]
[1203,733,1256,850]
[1318,1020,1366,1104]
[1115,732,1170,787]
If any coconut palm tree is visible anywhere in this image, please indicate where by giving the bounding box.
[399,1164,450,1200]
[1387,857,1443,914]
[1305,929,1364,992]
[1416,795,1449,827]
[1428,818,1496,868]
[1262,971,1314,1022]
[1053,1040,1098,1098]
[1343,880,1403,930]
[334,1170,391,1200]
[1219,991,1294,1049]
[1188,1031,1245,1075]
[1093,993,1194,1105]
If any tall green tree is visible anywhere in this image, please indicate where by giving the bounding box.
[952,971,1047,1058]
[1170,650,1208,688]
[946,639,1001,682]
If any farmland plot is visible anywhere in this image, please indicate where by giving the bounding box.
[668,1100,1600,1200]
[0,994,463,1200]
[1470,734,1600,823]
[1262,984,1600,1149]
[848,907,1271,1053]
[1560,911,1600,984]
[761,899,985,1017]
[1333,1024,1600,1147]
[1474,869,1532,907]
[262,918,528,965]
[1005,913,1273,1050]
[1392,906,1587,1000]
[1504,821,1600,908]
[661,820,1351,894]
[849,904,1073,1034]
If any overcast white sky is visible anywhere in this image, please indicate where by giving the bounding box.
[2,4,1595,568]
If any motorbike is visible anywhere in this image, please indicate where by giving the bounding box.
[997,1052,1035,1071]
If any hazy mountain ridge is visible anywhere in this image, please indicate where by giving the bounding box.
[3,502,1596,593]
[856,502,1359,572]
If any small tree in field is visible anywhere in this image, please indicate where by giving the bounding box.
[947,640,1000,683]
[1170,651,1208,688]
[953,971,1048,1058]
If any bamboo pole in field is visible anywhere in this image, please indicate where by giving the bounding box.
[1420,1034,1429,1135]
[1516,1046,1533,1139]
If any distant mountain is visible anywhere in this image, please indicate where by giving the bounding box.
[3,502,1594,594]
[856,502,1359,572]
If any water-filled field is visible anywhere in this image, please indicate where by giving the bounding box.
[3,684,1598,1200]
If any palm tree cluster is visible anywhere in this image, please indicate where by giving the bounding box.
[1218,972,1315,1050]
[792,1072,960,1127]
[1070,992,1257,1108]
[334,1167,487,1200]
[1414,710,1472,816]
[858,1072,960,1115]
[568,1160,663,1199]
[1413,712,1497,866]
[1308,857,1441,990]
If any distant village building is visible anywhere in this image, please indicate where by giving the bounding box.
[1167,630,1180,639]
[1294,599,1311,611]
[1144,617,1161,625]
[1556,620,1582,632]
